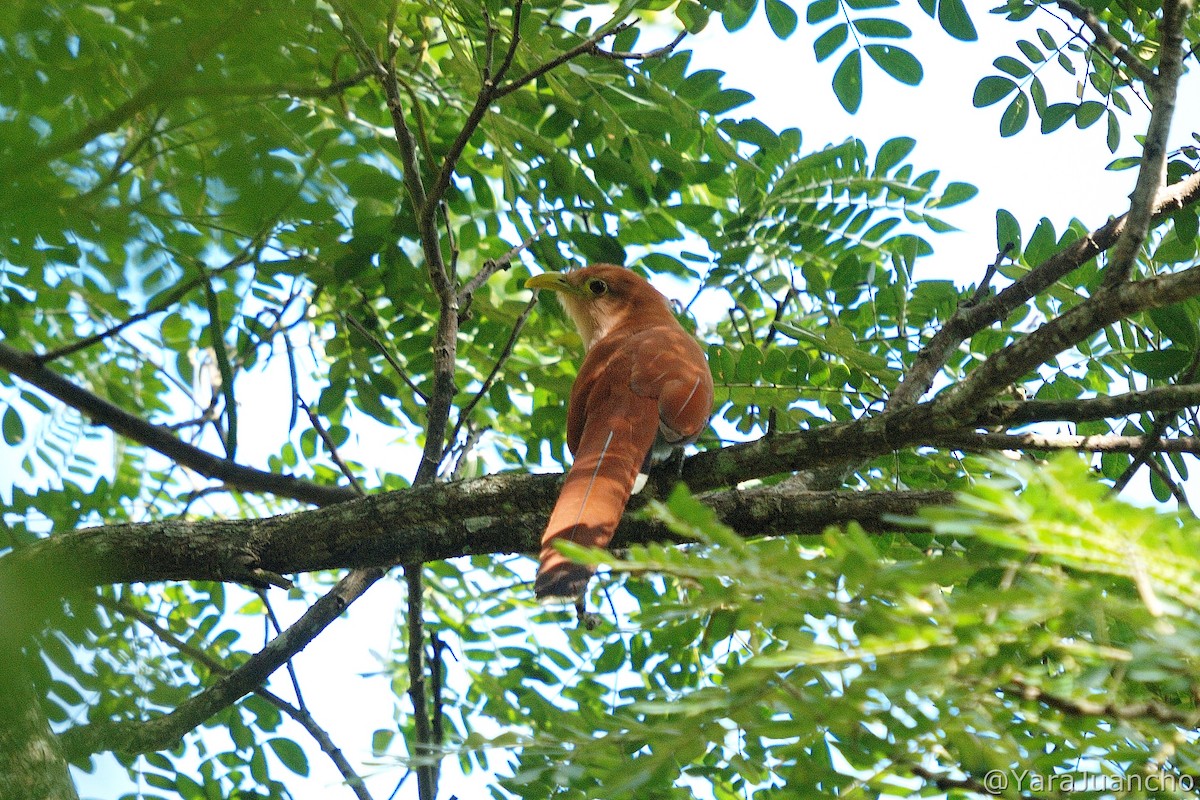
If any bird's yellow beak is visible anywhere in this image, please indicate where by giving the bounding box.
[525,273,580,296]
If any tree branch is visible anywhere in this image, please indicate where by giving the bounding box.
[1,473,951,607]
[0,342,355,507]
[980,382,1200,426]
[589,30,687,61]
[103,593,376,799]
[887,170,1200,410]
[931,431,1200,455]
[58,567,385,762]
[938,264,1200,422]
[1006,677,1200,726]
[492,22,636,101]
[1102,0,1192,286]
[405,566,435,800]
[1053,1,1155,85]
[343,314,430,404]
[457,220,551,313]
[442,296,538,465]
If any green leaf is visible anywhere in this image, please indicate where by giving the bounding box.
[2,405,23,446]
[1106,109,1120,152]
[999,91,1029,137]
[993,55,1030,78]
[1016,39,1045,63]
[1130,349,1191,379]
[723,0,758,31]
[932,181,978,208]
[938,0,977,41]
[1107,156,1141,171]
[676,0,711,33]
[764,0,799,38]
[875,136,915,174]
[1173,209,1199,245]
[813,23,849,62]
[865,45,922,85]
[833,49,863,113]
[734,345,764,382]
[996,208,1021,254]
[973,76,1017,108]
[268,737,310,777]
[854,18,911,38]
[1148,305,1197,350]
[1040,103,1076,134]
[703,88,756,114]
[1075,101,1105,129]
[1024,217,1056,265]
[1154,227,1198,264]
[806,0,838,23]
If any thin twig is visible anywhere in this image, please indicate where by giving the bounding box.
[449,424,485,481]
[910,765,1004,797]
[103,596,375,800]
[458,221,552,312]
[1112,346,1200,493]
[343,314,430,404]
[0,341,357,507]
[37,248,260,364]
[300,398,366,497]
[931,430,1200,455]
[589,30,687,61]
[493,21,636,101]
[202,271,238,459]
[59,567,387,760]
[963,243,1014,308]
[429,633,445,751]
[938,263,1200,422]
[260,591,308,711]
[1146,456,1193,513]
[1007,677,1200,726]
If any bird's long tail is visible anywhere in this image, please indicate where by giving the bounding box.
[535,414,657,599]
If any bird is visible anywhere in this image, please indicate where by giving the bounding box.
[525,264,714,601]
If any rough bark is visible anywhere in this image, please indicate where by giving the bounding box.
[0,641,79,800]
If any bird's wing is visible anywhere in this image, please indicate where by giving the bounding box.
[628,326,714,443]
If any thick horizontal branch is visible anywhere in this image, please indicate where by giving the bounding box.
[0,342,355,507]
[931,431,1200,455]
[37,482,947,761]
[0,470,950,606]
[982,383,1200,426]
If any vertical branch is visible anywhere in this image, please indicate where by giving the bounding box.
[1102,0,1191,286]
[0,642,79,800]
[203,272,238,459]
[405,565,436,800]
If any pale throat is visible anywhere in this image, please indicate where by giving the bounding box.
[562,298,624,351]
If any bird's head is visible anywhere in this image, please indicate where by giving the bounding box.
[525,264,674,350]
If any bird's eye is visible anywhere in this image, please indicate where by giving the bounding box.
[587,279,608,295]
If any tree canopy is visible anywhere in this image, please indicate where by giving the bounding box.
[2,0,1200,798]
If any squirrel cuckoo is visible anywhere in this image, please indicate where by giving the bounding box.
[525,264,714,600]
